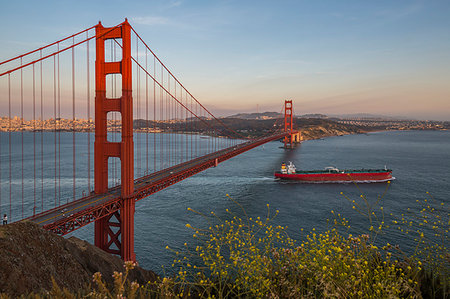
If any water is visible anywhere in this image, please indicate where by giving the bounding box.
[0,131,234,219]
[1,130,449,273]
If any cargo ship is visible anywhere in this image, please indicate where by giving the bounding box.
[275,162,393,182]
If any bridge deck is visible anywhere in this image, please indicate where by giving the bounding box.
[27,133,288,235]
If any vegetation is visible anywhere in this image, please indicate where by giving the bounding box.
[157,192,448,298]
[133,117,367,139]
[2,188,448,298]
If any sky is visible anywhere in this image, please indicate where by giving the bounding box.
[0,0,449,120]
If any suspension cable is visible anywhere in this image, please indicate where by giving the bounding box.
[0,25,96,67]
[129,26,249,140]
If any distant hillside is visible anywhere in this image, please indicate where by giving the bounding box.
[213,117,369,139]
[226,112,282,120]
[225,112,409,121]
[132,115,375,139]
[330,113,409,120]
[299,113,329,119]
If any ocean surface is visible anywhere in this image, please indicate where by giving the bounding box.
[1,130,449,273]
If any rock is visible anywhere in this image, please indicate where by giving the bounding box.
[0,222,157,296]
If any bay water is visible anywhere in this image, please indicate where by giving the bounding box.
[1,130,449,273]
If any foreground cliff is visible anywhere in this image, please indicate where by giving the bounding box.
[0,221,157,297]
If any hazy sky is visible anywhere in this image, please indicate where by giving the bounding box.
[1,0,449,120]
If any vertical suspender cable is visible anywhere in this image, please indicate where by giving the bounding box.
[180,88,183,162]
[194,101,196,157]
[201,109,204,155]
[195,101,197,157]
[168,74,170,167]
[185,90,187,161]
[57,43,61,204]
[178,86,184,163]
[33,64,36,215]
[136,35,140,177]
[207,109,209,154]
[40,50,43,212]
[168,74,170,166]
[87,33,91,193]
[172,78,174,165]
[171,76,174,165]
[138,40,142,177]
[173,84,176,163]
[0,80,2,218]
[72,36,76,202]
[200,109,203,155]
[178,86,180,161]
[153,56,156,173]
[167,75,169,166]
[187,95,190,159]
[160,64,163,170]
[21,57,24,218]
[211,113,213,153]
[168,78,171,166]
[174,83,177,164]
[163,67,166,167]
[8,74,11,220]
[177,86,179,160]
[145,48,148,175]
[53,55,57,207]
[178,86,181,163]
[176,83,178,163]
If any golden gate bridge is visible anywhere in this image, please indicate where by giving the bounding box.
[0,19,299,261]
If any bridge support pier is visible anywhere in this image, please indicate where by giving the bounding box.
[95,212,121,255]
[120,198,136,262]
[94,19,136,262]
[94,202,135,262]
[292,132,302,143]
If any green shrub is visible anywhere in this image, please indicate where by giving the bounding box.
[167,194,426,298]
[16,190,448,298]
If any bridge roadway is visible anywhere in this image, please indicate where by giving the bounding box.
[27,132,288,235]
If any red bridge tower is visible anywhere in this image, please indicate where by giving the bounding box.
[94,20,136,262]
[284,100,294,148]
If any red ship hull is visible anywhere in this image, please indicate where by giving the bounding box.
[274,171,392,182]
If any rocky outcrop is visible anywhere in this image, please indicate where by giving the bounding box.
[0,221,157,296]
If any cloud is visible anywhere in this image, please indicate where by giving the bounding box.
[166,1,182,9]
[132,16,170,26]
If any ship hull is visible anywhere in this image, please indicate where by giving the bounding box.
[274,171,392,182]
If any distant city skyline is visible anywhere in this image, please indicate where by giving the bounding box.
[0,0,449,121]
